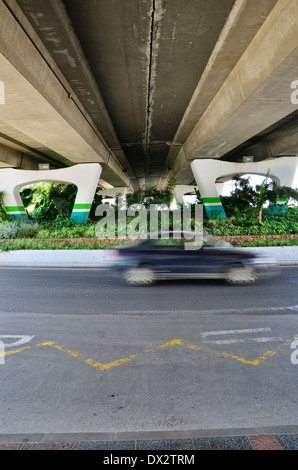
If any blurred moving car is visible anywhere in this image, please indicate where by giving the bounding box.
[110,233,278,286]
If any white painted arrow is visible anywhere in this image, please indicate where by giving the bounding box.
[0,335,35,347]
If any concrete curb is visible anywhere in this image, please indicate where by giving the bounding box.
[239,246,298,266]
[0,246,298,267]
[0,249,114,268]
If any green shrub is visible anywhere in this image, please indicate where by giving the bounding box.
[0,239,121,251]
[0,221,19,239]
[0,221,41,239]
[203,206,298,236]
[43,217,96,238]
[20,183,77,221]
[238,238,298,247]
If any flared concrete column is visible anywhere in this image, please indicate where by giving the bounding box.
[70,164,102,223]
[190,160,226,219]
[173,185,196,204]
[0,163,102,223]
[191,157,298,219]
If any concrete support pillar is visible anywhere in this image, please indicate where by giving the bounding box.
[190,160,226,219]
[0,163,102,224]
[3,187,28,221]
[191,157,298,219]
[173,185,196,204]
[97,187,127,201]
[266,198,288,216]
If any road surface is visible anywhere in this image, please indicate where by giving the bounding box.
[0,266,297,436]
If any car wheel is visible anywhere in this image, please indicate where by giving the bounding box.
[226,265,258,284]
[123,267,155,285]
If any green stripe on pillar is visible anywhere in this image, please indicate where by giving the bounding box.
[201,197,222,204]
[5,206,28,222]
[5,206,26,212]
[276,197,288,204]
[73,203,92,209]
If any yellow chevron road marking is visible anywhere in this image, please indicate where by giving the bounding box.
[0,337,296,369]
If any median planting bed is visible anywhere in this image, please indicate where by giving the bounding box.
[0,178,297,250]
[0,207,297,250]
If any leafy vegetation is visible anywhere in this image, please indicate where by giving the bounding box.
[20,183,77,220]
[203,207,298,236]
[0,191,7,220]
[220,177,258,218]
[0,239,118,251]
[0,220,41,239]
[20,182,103,222]
[126,179,176,208]
[0,175,297,249]
[254,172,298,223]
[221,174,298,222]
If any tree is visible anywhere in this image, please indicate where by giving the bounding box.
[0,191,7,219]
[20,183,77,221]
[126,179,176,208]
[255,172,298,223]
[220,176,257,217]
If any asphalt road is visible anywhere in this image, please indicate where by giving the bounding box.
[0,266,297,436]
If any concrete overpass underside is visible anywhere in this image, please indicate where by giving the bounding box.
[0,0,298,193]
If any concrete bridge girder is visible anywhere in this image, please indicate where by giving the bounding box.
[7,0,283,191]
[0,0,298,197]
[168,0,298,185]
[0,0,131,188]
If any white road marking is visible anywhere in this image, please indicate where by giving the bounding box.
[200,328,281,345]
[0,335,35,347]
[116,305,298,315]
[0,341,4,364]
